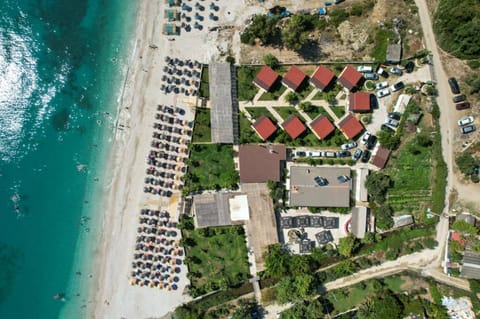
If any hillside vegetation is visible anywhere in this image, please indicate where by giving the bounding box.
[434,0,480,59]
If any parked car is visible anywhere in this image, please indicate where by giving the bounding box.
[390,81,405,92]
[456,102,471,110]
[388,112,401,120]
[324,151,336,158]
[352,149,363,161]
[337,175,350,183]
[473,164,479,177]
[366,135,377,150]
[457,116,474,126]
[461,125,476,134]
[385,118,399,127]
[361,131,371,144]
[405,61,415,73]
[377,88,391,98]
[314,176,328,186]
[377,66,388,78]
[336,150,351,158]
[307,151,322,157]
[448,77,460,94]
[452,94,467,103]
[361,149,371,163]
[390,67,403,75]
[381,124,395,132]
[295,150,306,157]
[375,81,388,90]
[364,73,379,80]
[357,65,373,73]
[341,141,357,150]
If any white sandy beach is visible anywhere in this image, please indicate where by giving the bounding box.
[86,0,267,318]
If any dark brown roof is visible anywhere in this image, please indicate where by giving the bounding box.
[282,65,307,91]
[338,65,363,90]
[310,65,335,90]
[372,147,391,169]
[239,144,286,183]
[253,66,280,91]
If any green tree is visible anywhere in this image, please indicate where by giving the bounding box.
[299,101,316,113]
[365,172,392,204]
[276,275,315,304]
[378,130,400,149]
[357,293,402,319]
[241,15,280,45]
[281,15,314,51]
[263,53,279,69]
[361,232,376,244]
[416,131,433,147]
[173,305,202,319]
[338,234,358,257]
[231,299,256,319]
[374,205,394,230]
[281,300,324,319]
[285,91,299,105]
[455,152,476,176]
[452,220,478,236]
[263,244,291,277]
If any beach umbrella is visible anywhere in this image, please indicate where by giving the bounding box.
[173,276,179,282]
[172,284,177,290]
[174,267,181,273]
[130,277,137,286]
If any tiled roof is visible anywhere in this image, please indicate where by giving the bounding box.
[282,65,307,91]
[310,115,335,139]
[338,113,364,139]
[310,65,335,90]
[253,66,280,91]
[338,65,363,90]
[252,115,277,140]
[281,115,306,139]
[349,92,371,112]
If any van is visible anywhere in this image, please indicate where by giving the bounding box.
[324,151,336,158]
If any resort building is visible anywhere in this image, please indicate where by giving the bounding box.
[393,215,414,228]
[338,113,364,140]
[209,62,237,144]
[289,166,351,207]
[238,144,286,183]
[252,115,277,141]
[310,65,335,91]
[348,92,372,113]
[192,192,249,228]
[338,65,363,90]
[350,207,369,239]
[372,147,392,169]
[253,66,280,91]
[461,251,480,279]
[281,115,306,139]
[282,65,307,91]
[456,213,476,226]
[310,115,335,140]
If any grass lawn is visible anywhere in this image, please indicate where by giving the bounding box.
[330,106,346,118]
[371,28,396,62]
[199,66,210,98]
[273,107,303,120]
[237,66,261,101]
[191,108,211,143]
[245,107,273,120]
[296,82,315,100]
[303,105,323,120]
[384,275,404,292]
[311,83,343,102]
[183,223,249,296]
[239,112,262,144]
[326,281,377,312]
[386,139,433,212]
[185,144,238,192]
[258,82,287,101]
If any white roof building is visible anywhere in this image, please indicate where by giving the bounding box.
[229,195,249,221]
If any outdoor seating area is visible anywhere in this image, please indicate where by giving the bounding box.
[163,23,180,36]
[161,56,201,96]
[180,1,220,32]
[130,209,184,290]
[145,104,192,197]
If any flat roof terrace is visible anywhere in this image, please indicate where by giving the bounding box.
[289,166,351,207]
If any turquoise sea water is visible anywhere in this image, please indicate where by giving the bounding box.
[0,0,136,318]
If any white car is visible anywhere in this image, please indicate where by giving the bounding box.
[357,65,373,73]
[307,151,322,157]
[341,141,357,150]
[457,116,475,126]
[376,88,390,98]
[360,131,371,145]
[375,81,388,90]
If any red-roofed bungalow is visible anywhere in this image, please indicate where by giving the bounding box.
[310,65,335,90]
[310,115,335,139]
[281,115,306,139]
[253,66,280,91]
[282,65,307,91]
[252,115,277,141]
[338,113,364,139]
[338,65,363,90]
[349,92,372,113]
